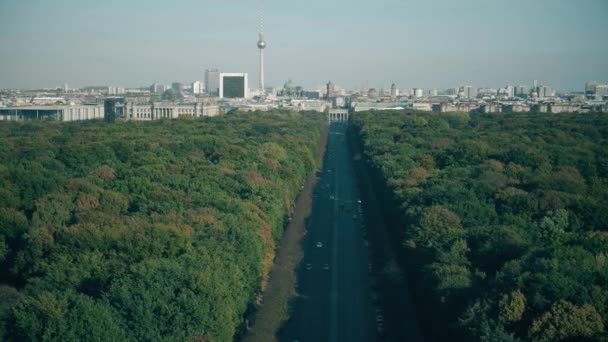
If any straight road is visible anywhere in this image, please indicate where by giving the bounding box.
[280,122,374,342]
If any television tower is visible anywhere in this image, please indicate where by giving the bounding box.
[257,2,266,97]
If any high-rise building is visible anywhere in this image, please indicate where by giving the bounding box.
[192,81,203,95]
[412,88,424,98]
[205,69,221,96]
[390,83,398,98]
[257,6,267,97]
[219,73,248,99]
[515,86,530,97]
[461,86,477,99]
[538,85,554,98]
[505,85,515,98]
[326,81,335,98]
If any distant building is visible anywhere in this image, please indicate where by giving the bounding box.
[171,82,184,92]
[585,81,606,96]
[326,81,336,98]
[478,88,497,97]
[124,101,220,121]
[461,86,477,99]
[432,102,479,113]
[333,97,347,109]
[107,86,125,95]
[192,81,204,94]
[531,104,549,113]
[31,97,66,105]
[104,98,125,122]
[219,73,248,99]
[390,83,398,98]
[352,102,407,112]
[595,84,608,99]
[538,85,554,98]
[515,86,530,97]
[0,105,104,121]
[505,86,515,98]
[480,104,502,113]
[502,104,531,113]
[412,88,424,98]
[412,102,432,111]
[445,88,458,96]
[290,100,329,112]
[548,103,583,113]
[150,83,166,94]
[303,91,321,99]
[205,69,221,96]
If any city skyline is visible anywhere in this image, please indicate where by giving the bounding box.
[0,0,607,91]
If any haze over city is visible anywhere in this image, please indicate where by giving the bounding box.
[2,0,608,341]
[1,0,607,91]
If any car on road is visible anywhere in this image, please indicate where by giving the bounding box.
[329,195,335,200]
[316,242,323,248]
[377,322,386,339]
[357,199,362,204]
[323,263,330,270]
[305,263,312,271]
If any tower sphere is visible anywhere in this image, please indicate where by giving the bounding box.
[257,40,266,49]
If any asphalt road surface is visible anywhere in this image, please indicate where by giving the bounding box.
[280,122,374,342]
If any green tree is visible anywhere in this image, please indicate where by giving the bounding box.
[528,300,604,341]
[498,290,526,324]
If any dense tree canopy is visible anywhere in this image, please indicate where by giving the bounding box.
[351,111,608,341]
[0,111,325,341]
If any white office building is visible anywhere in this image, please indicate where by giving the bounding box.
[192,81,204,94]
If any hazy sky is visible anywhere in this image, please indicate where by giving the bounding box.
[1,0,607,91]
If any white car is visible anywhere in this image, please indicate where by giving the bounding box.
[316,242,323,248]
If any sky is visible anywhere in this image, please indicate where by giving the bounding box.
[0,0,607,91]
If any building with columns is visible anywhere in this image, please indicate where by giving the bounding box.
[0,105,104,121]
[124,101,220,121]
[327,108,349,122]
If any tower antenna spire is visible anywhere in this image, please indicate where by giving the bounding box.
[257,0,267,98]
[259,0,264,36]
